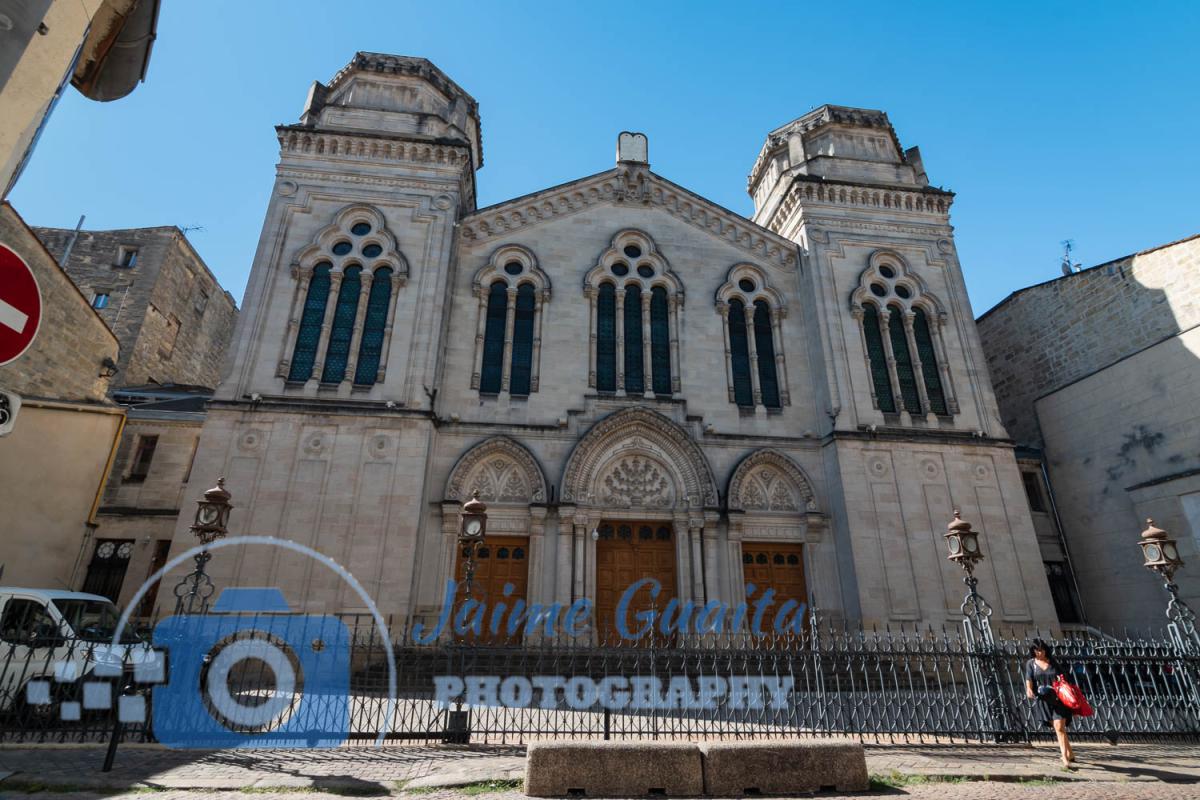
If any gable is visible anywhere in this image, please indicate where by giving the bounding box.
[460,166,799,271]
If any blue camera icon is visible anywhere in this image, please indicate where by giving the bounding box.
[151,588,350,748]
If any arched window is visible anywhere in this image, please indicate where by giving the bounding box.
[321,266,361,383]
[510,283,536,396]
[597,283,617,392]
[623,284,644,394]
[585,231,682,397]
[288,262,331,382]
[479,281,507,394]
[729,299,753,407]
[354,266,392,386]
[913,308,947,415]
[862,305,895,413]
[851,253,957,417]
[888,306,921,413]
[650,286,670,396]
[754,300,780,409]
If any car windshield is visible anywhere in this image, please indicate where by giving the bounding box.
[51,599,141,644]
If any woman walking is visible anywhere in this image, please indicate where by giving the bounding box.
[1025,638,1075,767]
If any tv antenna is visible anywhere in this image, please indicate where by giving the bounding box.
[1060,240,1081,276]
[179,224,206,236]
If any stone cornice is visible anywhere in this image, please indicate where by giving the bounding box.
[765,176,954,236]
[276,125,473,172]
[460,166,799,270]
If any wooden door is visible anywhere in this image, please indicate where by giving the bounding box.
[741,542,808,639]
[453,536,529,643]
[595,522,676,645]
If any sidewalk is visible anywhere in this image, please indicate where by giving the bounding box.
[0,742,1198,793]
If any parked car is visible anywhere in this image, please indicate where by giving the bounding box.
[0,588,158,719]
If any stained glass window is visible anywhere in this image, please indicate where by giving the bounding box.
[888,306,921,413]
[729,299,753,407]
[650,286,671,395]
[480,281,507,394]
[288,263,331,382]
[913,308,947,415]
[862,305,895,413]
[624,284,644,394]
[596,283,616,392]
[354,266,392,385]
[754,300,780,408]
[510,283,535,396]
[322,267,362,383]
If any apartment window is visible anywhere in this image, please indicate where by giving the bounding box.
[116,246,138,268]
[92,292,110,309]
[126,435,159,484]
[1022,471,1047,513]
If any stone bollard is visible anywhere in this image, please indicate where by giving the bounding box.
[699,740,869,795]
[525,741,704,797]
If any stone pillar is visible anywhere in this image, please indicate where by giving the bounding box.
[499,287,517,393]
[771,306,790,405]
[878,310,905,415]
[850,308,879,409]
[933,312,960,414]
[745,311,762,407]
[526,506,548,609]
[530,291,545,392]
[470,289,488,389]
[672,516,693,603]
[311,272,343,383]
[555,507,575,607]
[669,295,682,395]
[585,287,597,388]
[572,515,588,602]
[718,303,735,402]
[641,291,654,398]
[343,272,374,384]
[688,517,705,603]
[903,311,931,416]
[278,264,309,377]
[438,503,462,643]
[615,290,625,395]
[374,274,405,385]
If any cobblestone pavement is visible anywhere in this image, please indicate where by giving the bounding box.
[0,742,1197,795]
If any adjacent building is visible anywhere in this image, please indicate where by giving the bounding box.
[979,234,1200,631]
[173,53,1060,636]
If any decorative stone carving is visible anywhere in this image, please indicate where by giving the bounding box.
[445,436,548,504]
[561,408,718,508]
[599,456,673,508]
[727,449,818,513]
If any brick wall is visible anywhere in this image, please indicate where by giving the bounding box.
[0,204,119,402]
[33,225,238,389]
[977,234,1200,447]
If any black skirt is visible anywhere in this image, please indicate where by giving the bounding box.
[1032,689,1074,728]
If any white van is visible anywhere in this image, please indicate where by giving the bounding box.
[0,588,157,716]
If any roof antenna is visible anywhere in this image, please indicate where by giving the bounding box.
[179,225,206,236]
[1060,240,1080,276]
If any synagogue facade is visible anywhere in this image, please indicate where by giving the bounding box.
[172,52,1059,635]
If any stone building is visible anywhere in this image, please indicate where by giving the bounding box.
[979,234,1200,631]
[174,52,1059,637]
[0,202,123,589]
[33,224,238,390]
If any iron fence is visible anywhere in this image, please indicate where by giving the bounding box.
[0,611,1197,747]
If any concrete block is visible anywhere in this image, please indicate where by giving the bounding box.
[525,741,703,797]
[699,740,869,795]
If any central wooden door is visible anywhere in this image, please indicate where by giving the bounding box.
[741,542,808,639]
[453,535,529,643]
[595,521,676,645]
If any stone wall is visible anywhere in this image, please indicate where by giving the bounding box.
[34,225,238,389]
[977,234,1200,447]
[0,204,119,401]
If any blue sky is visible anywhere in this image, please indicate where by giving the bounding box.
[10,1,1199,314]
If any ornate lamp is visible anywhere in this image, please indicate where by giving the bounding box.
[1139,518,1196,646]
[190,477,233,545]
[944,509,984,574]
[458,491,488,596]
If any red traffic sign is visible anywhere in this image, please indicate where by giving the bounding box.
[0,243,43,367]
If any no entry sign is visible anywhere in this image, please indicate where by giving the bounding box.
[0,243,42,366]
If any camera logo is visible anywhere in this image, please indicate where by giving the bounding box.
[151,587,350,748]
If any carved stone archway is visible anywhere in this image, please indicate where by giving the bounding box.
[727,448,818,513]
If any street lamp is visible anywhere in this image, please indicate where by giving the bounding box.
[944,508,991,629]
[174,477,233,614]
[458,490,488,596]
[1138,518,1197,646]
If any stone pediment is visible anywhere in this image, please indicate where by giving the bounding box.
[459,166,799,271]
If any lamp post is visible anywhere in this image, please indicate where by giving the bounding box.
[944,509,1021,742]
[458,490,488,596]
[173,477,233,614]
[1138,518,1197,648]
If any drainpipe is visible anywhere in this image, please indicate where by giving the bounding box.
[1040,458,1087,625]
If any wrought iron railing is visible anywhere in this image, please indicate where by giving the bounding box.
[1,612,1197,747]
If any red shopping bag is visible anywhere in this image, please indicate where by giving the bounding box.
[1054,674,1095,717]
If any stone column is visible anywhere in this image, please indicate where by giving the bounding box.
[555,506,575,608]
[343,272,374,385]
[878,310,905,414]
[470,289,488,389]
[672,516,693,603]
[311,272,343,383]
[745,311,762,407]
[499,287,517,393]
[851,308,880,409]
[526,507,548,610]
[641,291,654,397]
[669,295,682,395]
[718,303,735,402]
[688,517,705,603]
[437,503,463,643]
[375,274,405,385]
[771,306,790,405]
[277,265,309,378]
[726,514,746,617]
[902,311,931,416]
[932,312,960,414]
[572,515,588,603]
[530,291,546,392]
[615,290,626,395]
[585,287,597,388]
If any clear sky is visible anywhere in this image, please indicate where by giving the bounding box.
[9,1,1198,315]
